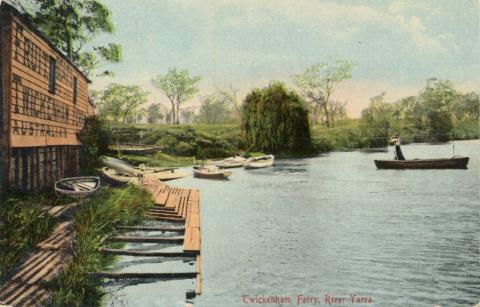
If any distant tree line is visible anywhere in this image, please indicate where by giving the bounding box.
[360,79,479,145]
[91,65,477,151]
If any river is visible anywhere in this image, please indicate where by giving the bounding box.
[103,140,479,307]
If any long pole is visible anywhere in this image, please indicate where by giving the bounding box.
[451,130,455,157]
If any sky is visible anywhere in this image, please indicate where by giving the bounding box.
[90,0,480,117]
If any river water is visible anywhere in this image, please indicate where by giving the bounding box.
[104,140,479,307]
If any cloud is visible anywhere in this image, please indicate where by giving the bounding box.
[387,1,443,17]
[395,15,446,53]
[168,0,453,54]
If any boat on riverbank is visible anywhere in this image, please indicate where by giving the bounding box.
[374,156,469,169]
[244,155,275,169]
[54,177,100,197]
[193,166,232,180]
[213,156,247,168]
[109,143,162,155]
[102,157,188,184]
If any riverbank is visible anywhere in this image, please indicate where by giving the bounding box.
[108,121,478,167]
[0,185,154,306]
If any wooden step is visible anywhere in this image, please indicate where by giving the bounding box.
[149,209,181,217]
[99,248,195,257]
[108,236,184,243]
[116,226,185,232]
[147,215,185,223]
[90,272,197,279]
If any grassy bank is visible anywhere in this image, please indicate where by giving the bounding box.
[0,189,72,278]
[110,123,243,159]
[44,185,153,307]
[106,121,478,165]
[121,152,195,167]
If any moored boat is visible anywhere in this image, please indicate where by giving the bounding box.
[103,157,143,177]
[109,143,162,155]
[102,167,137,184]
[193,166,232,180]
[244,155,274,169]
[374,157,469,169]
[102,157,188,184]
[102,166,188,184]
[214,156,247,168]
[55,177,100,197]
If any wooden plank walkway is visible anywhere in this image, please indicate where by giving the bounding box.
[0,220,73,306]
[139,179,202,293]
[139,178,202,256]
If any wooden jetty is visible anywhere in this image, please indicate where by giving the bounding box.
[101,178,203,295]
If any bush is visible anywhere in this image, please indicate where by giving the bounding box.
[77,116,113,172]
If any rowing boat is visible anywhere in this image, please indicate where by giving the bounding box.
[374,157,469,169]
[103,157,142,177]
[109,143,162,155]
[244,155,274,169]
[193,166,232,180]
[101,167,137,184]
[102,166,188,184]
[214,156,247,168]
[54,177,100,197]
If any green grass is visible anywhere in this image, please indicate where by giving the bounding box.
[0,189,73,278]
[44,185,154,307]
[108,123,244,159]
[106,119,478,159]
[310,119,366,151]
[120,152,195,167]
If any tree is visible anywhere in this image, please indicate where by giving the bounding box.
[326,100,348,127]
[242,82,312,154]
[96,84,149,124]
[196,94,233,124]
[292,60,354,127]
[11,0,122,76]
[152,68,201,124]
[215,84,241,121]
[360,93,393,147]
[456,92,479,121]
[419,79,457,141]
[146,103,165,124]
[180,109,195,124]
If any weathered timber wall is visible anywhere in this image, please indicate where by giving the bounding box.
[0,11,12,190]
[9,16,90,148]
[0,3,92,191]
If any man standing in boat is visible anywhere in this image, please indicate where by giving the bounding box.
[391,134,405,160]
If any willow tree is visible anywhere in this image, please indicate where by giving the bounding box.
[242,82,312,154]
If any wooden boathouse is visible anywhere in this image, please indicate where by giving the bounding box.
[0,2,93,191]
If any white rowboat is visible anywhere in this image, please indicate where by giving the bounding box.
[244,155,274,169]
[55,177,100,197]
[193,166,232,180]
[214,156,247,168]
